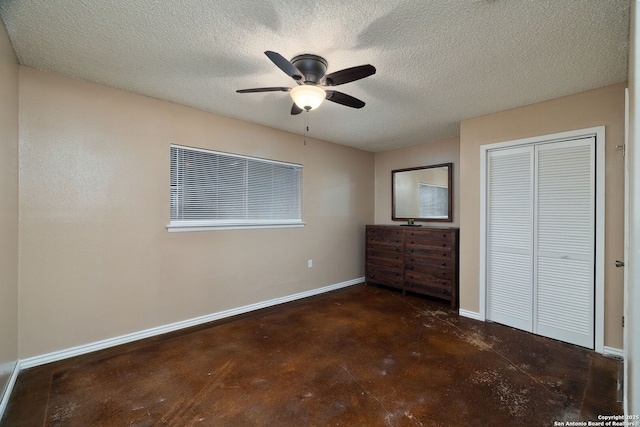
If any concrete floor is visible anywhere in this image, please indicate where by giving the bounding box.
[1,284,622,426]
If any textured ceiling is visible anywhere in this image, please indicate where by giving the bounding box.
[0,0,630,152]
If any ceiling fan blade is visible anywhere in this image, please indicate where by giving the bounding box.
[322,64,376,86]
[326,90,365,109]
[236,87,290,93]
[265,51,303,82]
[291,103,303,115]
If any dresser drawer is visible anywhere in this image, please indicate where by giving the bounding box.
[405,254,454,269]
[367,241,404,254]
[405,268,453,283]
[366,266,403,288]
[367,233,404,247]
[405,229,454,246]
[367,226,403,237]
[405,246,453,261]
[366,251,403,269]
[404,281,453,299]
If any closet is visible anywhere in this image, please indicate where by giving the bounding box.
[486,135,596,349]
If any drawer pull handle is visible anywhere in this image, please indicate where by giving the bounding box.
[442,262,446,266]
[442,252,446,256]
[442,243,447,247]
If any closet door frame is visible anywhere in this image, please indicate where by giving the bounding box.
[479,126,605,353]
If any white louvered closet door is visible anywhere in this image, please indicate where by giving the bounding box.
[535,138,595,348]
[486,137,595,349]
[487,146,534,332]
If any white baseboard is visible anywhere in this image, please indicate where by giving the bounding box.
[603,346,624,360]
[458,309,482,321]
[20,278,364,370]
[0,360,20,421]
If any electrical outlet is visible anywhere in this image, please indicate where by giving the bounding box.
[308,260,313,268]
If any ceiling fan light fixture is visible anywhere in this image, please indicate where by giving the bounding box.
[290,85,326,111]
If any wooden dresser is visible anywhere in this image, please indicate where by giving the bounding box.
[365,225,459,307]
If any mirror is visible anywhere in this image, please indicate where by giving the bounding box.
[392,163,453,222]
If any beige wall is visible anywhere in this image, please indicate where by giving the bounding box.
[18,67,374,359]
[459,83,626,349]
[0,17,19,399]
[374,137,460,226]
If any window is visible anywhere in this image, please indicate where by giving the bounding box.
[169,145,303,232]
[419,183,448,218]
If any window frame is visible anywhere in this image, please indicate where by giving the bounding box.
[168,144,304,232]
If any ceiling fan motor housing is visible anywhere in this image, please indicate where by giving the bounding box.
[291,54,328,85]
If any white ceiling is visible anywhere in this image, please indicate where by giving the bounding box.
[0,0,630,152]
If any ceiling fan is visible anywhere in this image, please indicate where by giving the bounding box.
[236,51,376,115]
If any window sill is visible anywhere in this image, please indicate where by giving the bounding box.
[167,221,306,232]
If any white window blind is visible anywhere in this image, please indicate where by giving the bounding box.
[419,183,448,218]
[169,145,303,231]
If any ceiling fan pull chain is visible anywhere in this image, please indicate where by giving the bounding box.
[304,111,309,145]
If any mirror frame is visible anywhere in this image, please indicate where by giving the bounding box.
[392,163,453,223]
